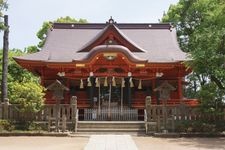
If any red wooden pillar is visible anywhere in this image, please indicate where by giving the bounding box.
[152,79,156,102]
[66,78,70,104]
[40,67,45,86]
[178,77,182,101]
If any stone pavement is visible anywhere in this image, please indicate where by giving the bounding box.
[84,135,138,150]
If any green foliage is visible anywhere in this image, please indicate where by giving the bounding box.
[0,0,8,30]
[175,120,192,132]
[27,122,43,131]
[0,120,14,131]
[24,45,39,54]
[36,16,87,48]
[55,16,87,23]
[184,72,201,98]
[163,0,225,128]
[14,121,45,131]
[10,82,45,113]
[0,49,40,84]
[162,0,218,52]
[175,120,223,133]
[36,22,52,48]
[163,0,225,90]
[0,49,45,114]
[197,83,224,120]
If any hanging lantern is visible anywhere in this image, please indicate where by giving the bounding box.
[138,79,142,89]
[87,77,92,87]
[95,77,100,87]
[104,77,108,87]
[112,76,116,87]
[121,78,125,88]
[129,77,134,88]
[80,79,84,89]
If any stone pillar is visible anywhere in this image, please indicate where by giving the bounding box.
[3,98,9,119]
[145,96,151,118]
[145,96,157,134]
[55,99,60,132]
[62,114,67,132]
[70,96,77,132]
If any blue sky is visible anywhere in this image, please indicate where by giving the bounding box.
[0,0,179,50]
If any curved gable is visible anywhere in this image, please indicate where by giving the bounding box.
[78,23,146,53]
[75,45,147,63]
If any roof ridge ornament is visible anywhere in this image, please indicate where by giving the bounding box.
[107,16,116,24]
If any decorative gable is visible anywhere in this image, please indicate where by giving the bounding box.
[78,19,145,53]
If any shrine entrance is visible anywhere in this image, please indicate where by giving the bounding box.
[100,84,121,108]
[94,77,124,114]
[74,49,153,120]
[84,76,139,121]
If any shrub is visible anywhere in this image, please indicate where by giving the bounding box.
[10,82,45,121]
[0,120,14,131]
[175,120,191,132]
[14,121,46,131]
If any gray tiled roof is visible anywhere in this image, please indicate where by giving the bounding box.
[16,23,188,63]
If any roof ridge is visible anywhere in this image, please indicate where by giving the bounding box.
[53,22,172,30]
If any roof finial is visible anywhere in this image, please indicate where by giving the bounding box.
[108,16,115,24]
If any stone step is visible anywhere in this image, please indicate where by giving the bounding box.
[78,121,145,127]
[77,128,145,132]
[78,124,145,128]
[78,121,144,123]
[77,121,145,132]
[71,132,146,136]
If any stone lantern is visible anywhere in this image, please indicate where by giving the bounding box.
[47,80,69,131]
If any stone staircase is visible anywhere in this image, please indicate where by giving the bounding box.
[77,121,145,133]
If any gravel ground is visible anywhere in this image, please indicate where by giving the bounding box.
[0,136,224,150]
[133,136,225,150]
[0,136,89,150]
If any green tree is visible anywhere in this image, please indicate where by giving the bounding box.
[0,49,45,114]
[0,0,8,102]
[1,15,8,102]
[24,45,39,53]
[163,0,225,91]
[198,83,224,121]
[0,0,8,30]
[36,16,87,48]
[162,0,225,124]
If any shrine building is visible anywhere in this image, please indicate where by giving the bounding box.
[14,18,197,111]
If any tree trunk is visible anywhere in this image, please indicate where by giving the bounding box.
[1,15,9,102]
